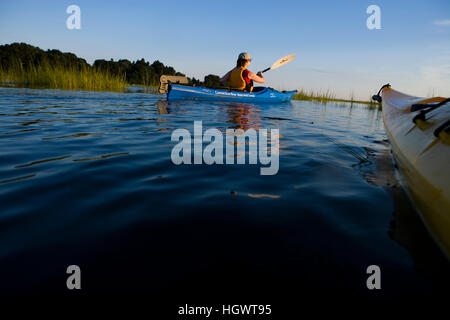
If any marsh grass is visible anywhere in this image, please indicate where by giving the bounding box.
[0,61,128,91]
[293,88,336,104]
[293,88,380,108]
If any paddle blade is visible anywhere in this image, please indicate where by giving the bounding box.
[270,54,296,70]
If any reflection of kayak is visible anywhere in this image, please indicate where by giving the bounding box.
[167,84,297,103]
[380,85,450,258]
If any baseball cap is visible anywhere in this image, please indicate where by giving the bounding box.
[238,52,251,61]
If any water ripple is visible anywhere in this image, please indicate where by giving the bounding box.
[0,86,443,297]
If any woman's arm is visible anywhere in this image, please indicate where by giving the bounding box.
[248,71,265,83]
[220,71,231,84]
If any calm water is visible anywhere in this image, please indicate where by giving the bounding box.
[0,87,448,303]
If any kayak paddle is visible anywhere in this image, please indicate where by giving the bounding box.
[261,54,296,73]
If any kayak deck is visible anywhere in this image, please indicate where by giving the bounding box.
[167,84,297,103]
[381,86,450,258]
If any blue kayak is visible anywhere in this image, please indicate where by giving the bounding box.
[167,84,297,103]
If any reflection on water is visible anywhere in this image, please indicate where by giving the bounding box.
[0,87,447,301]
[224,103,262,130]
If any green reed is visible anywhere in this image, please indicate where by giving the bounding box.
[0,61,128,91]
[293,88,379,108]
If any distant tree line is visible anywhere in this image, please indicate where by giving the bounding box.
[0,43,88,71]
[0,42,222,88]
[191,74,221,88]
[93,58,185,86]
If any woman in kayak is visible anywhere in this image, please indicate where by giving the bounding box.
[220,52,265,92]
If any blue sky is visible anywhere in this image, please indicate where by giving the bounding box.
[0,0,449,99]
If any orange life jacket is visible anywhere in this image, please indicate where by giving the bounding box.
[229,67,253,92]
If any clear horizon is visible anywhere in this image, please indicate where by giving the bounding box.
[0,0,449,100]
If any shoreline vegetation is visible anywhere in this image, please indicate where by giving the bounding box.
[0,63,128,91]
[1,42,378,106]
[292,89,378,107]
[0,42,187,92]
